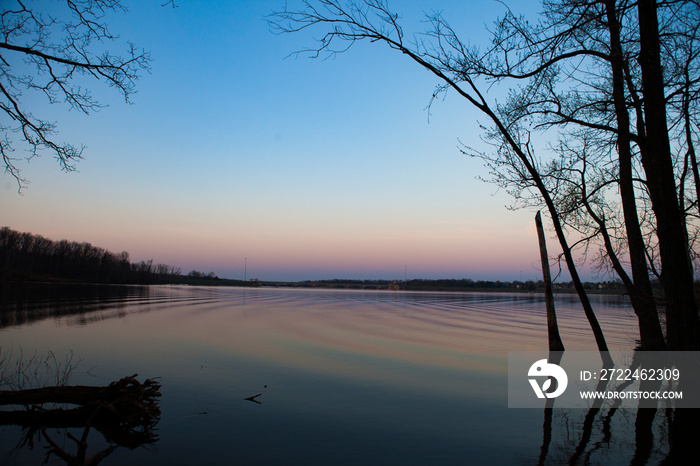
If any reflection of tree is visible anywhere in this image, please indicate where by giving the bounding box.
[540,407,657,464]
[538,403,554,466]
[536,350,691,465]
[567,380,609,465]
[0,282,197,329]
[664,353,700,463]
[0,375,161,466]
[42,426,118,466]
[0,282,144,328]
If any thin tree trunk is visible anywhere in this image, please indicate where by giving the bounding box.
[535,199,612,365]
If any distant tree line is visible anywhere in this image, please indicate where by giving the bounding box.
[407,279,622,293]
[0,227,650,290]
[419,278,638,292]
[302,278,631,293]
[0,227,219,284]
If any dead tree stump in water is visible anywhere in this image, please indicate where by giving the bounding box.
[535,211,566,352]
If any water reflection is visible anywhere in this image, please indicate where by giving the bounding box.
[536,350,700,465]
[537,396,671,464]
[1,371,161,465]
[1,284,684,465]
[0,283,224,328]
[0,283,146,328]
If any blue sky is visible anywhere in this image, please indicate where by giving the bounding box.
[1,0,573,282]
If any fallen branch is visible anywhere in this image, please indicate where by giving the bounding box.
[0,375,161,448]
[244,393,263,404]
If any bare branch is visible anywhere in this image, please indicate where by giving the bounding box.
[0,0,151,191]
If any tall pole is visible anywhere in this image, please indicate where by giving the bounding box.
[244,257,247,283]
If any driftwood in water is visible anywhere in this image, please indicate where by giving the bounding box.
[0,375,161,448]
[0,374,159,408]
[245,393,263,404]
[535,211,565,352]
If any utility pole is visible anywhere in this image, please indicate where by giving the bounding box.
[244,258,247,283]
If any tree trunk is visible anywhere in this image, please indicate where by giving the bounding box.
[479,104,612,363]
[637,0,699,350]
[604,0,666,350]
[535,211,565,352]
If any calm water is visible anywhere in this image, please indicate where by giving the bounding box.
[0,284,670,465]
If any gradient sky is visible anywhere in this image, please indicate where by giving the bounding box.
[1,0,578,282]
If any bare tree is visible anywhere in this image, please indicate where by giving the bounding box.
[478,0,699,349]
[0,0,151,191]
[269,0,614,358]
[269,0,700,350]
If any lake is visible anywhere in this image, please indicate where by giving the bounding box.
[0,284,671,465]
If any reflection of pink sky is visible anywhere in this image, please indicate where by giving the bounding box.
[1,286,636,402]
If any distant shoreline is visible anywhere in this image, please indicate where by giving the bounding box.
[4,276,629,294]
[1,227,630,294]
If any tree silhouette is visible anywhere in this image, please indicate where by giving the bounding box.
[268,0,614,356]
[269,0,700,350]
[0,0,151,191]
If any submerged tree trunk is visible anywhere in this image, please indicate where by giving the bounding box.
[534,193,612,365]
[535,211,565,352]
